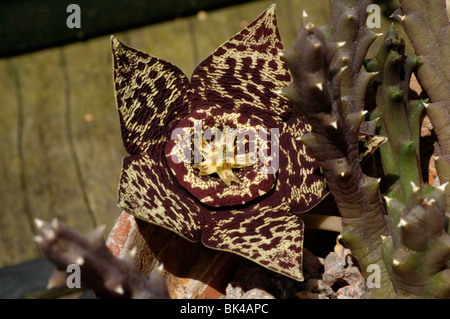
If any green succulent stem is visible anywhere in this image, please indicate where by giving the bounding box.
[286,0,449,298]
[366,26,428,204]
[407,99,426,158]
[364,11,449,297]
[399,141,422,202]
[394,0,450,209]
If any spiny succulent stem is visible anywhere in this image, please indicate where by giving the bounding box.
[34,218,44,229]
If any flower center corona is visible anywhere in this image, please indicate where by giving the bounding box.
[165,106,277,207]
[193,133,254,186]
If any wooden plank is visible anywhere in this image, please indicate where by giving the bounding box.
[20,50,93,230]
[61,36,126,231]
[0,60,38,266]
[188,3,244,68]
[121,14,197,78]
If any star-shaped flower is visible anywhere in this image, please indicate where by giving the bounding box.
[112,5,331,281]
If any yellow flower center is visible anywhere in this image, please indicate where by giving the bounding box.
[193,133,254,186]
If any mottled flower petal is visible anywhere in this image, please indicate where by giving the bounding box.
[201,203,305,281]
[190,4,292,127]
[118,152,203,242]
[279,118,328,213]
[112,36,193,155]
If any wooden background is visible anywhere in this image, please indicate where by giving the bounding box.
[0,0,402,268]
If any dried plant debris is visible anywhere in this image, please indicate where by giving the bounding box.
[223,248,323,299]
[223,243,370,299]
[296,238,370,299]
